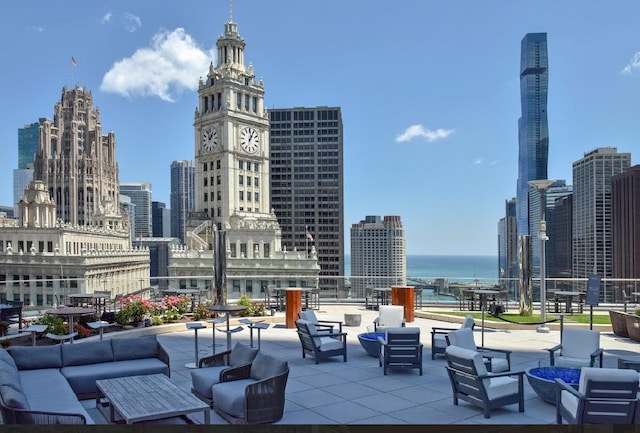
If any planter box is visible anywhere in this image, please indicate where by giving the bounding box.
[609,310,631,338]
[624,313,640,342]
[344,313,361,327]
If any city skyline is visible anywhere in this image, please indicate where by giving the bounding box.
[1,1,639,255]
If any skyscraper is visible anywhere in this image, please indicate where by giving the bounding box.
[33,86,123,227]
[350,216,406,295]
[612,165,640,280]
[120,182,152,239]
[516,33,549,239]
[269,107,344,294]
[152,201,171,237]
[170,160,195,243]
[573,148,630,279]
[497,198,517,293]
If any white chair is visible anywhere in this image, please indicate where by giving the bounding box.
[444,345,525,418]
[546,328,603,368]
[298,310,343,333]
[430,315,475,359]
[556,367,638,424]
[373,305,405,331]
[447,327,511,372]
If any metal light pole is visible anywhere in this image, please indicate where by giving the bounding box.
[529,179,555,333]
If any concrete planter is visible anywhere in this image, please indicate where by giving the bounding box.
[624,313,640,342]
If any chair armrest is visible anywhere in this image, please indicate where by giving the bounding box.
[10,408,87,424]
[555,378,581,399]
[590,348,604,367]
[219,363,252,382]
[243,369,289,424]
[157,343,171,374]
[546,343,562,366]
[431,326,458,334]
[308,331,346,339]
[198,349,232,368]
[478,346,512,356]
[317,320,343,333]
[479,369,525,380]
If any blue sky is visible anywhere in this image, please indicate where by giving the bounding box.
[1,1,639,256]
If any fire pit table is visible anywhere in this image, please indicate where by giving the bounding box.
[357,332,385,357]
[525,366,581,405]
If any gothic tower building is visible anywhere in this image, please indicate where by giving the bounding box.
[33,86,124,230]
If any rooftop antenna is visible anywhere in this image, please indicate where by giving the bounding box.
[228,0,233,22]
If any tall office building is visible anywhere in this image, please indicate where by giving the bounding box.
[573,148,630,279]
[33,87,123,227]
[120,182,152,239]
[350,216,406,294]
[516,33,549,239]
[170,160,195,243]
[13,120,42,214]
[269,107,344,294]
[549,194,573,278]
[497,198,517,293]
[612,165,640,280]
[152,201,171,237]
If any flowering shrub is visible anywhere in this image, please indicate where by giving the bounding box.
[162,295,191,315]
[238,295,266,317]
[192,302,211,321]
[160,295,192,322]
[116,294,154,325]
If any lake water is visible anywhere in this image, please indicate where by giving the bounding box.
[346,254,498,285]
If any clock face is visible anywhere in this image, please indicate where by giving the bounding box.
[202,126,218,151]
[240,127,259,153]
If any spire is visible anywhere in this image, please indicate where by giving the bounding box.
[228,0,233,23]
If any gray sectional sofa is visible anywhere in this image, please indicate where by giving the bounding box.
[0,335,170,424]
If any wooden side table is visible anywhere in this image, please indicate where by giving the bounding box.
[391,286,415,322]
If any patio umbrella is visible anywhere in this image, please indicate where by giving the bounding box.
[214,229,227,306]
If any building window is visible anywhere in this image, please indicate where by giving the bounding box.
[203,162,207,172]
[247,193,252,202]
[217,175,221,185]
[204,178,208,186]
[236,92,242,108]
[217,191,222,200]
[239,175,243,185]
[254,192,259,202]
[240,243,247,258]
[254,177,259,187]
[230,243,237,258]
[263,244,270,258]
[216,160,221,169]
[252,96,257,113]
[254,163,259,171]
[217,207,221,217]
[239,191,244,200]
[239,160,243,170]
[246,177,251,186]
[244,94,249,111]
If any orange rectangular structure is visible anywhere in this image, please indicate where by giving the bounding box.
[285,289,302,328]
[391,286,415,322]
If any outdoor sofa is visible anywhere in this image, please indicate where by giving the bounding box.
[0,335,169,424]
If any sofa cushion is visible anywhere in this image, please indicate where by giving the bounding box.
[191,366,228,399]
[18,369,91,423]
[0,365,21,391]
[61,359,169,396]
[9,345,62,370]
[111,336,158,361]
[250,352,288,381]
[0,384,29,410]
[0,348,17,370]
[228,343,258,367]
[62,340,114,366]
[211,378,256,419]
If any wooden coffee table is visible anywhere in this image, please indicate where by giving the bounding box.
[96,374,210,424]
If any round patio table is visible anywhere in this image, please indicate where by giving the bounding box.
[207,304,247,351]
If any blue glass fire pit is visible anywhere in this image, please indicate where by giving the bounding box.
[357,332,385,357]
[526,367,581,405]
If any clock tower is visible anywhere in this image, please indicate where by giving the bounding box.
[192,8,281,258]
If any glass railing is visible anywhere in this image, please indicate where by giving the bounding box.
[4,275,638,309]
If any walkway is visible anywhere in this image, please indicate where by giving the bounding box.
[80,304,639,425]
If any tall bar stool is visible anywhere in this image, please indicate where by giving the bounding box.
[87,321,114,341]
[207,317,226,353]
[185,322,207,369]
[238,318,270,350]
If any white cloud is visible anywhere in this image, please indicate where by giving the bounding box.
[395,124,454,143]
[100,28,214,102]
[102,12,112,24]
[29,25,44,32]
[622,52,640,75]
[124,13,141,32]
[473,158,483,165]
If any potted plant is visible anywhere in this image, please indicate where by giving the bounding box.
[624,309,640,342]
[116,294,154,326]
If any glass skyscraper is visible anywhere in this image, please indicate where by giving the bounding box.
[516,33,549,239]
[170,160,194,243]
